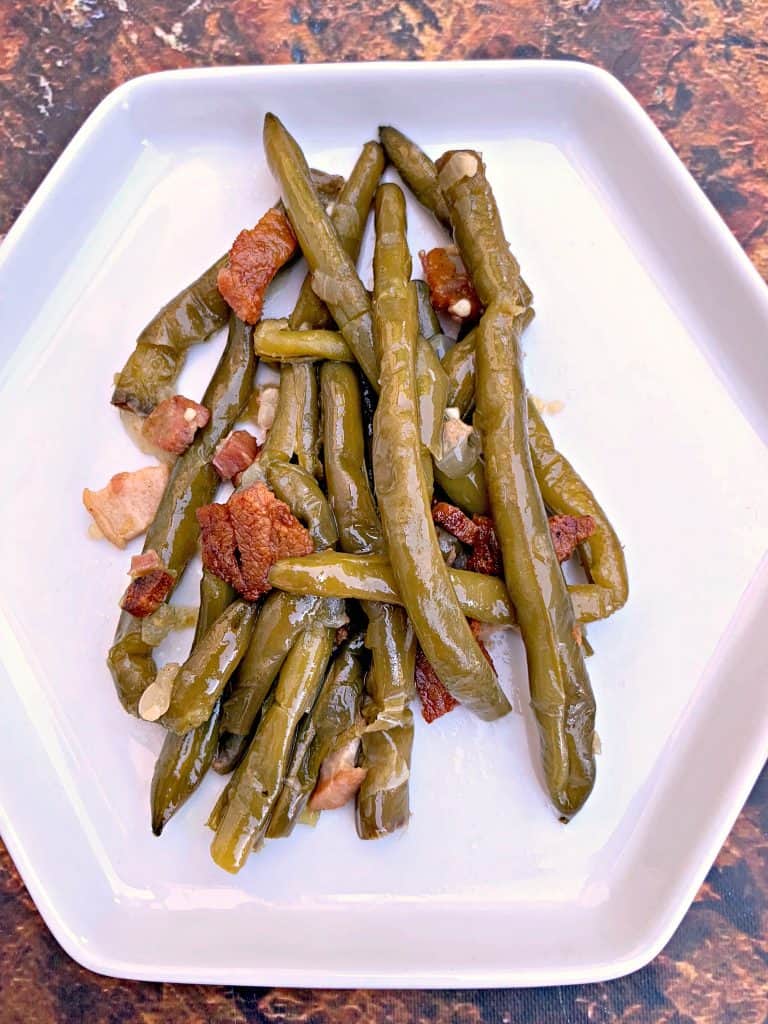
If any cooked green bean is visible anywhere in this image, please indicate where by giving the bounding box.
[439,149,595,818]
[212,730,251,775]
[415,279,441,340]
[263,114,379,388]
[379,126,452,228]
[292,362,322,479]
[443,330,476,416]
[254,319,354,362]
[371,184,510,721]
[435,461,489,516]
[269,551,513,625]
[149,571,234,835]
[321,362,384,555]
[210,616,336,873]
[111,255,230,415]
[108,314,255,715]
[527,402,629,620]
[161,600,257,735]
[221,591,322,736]
[289,141,385,332]
[266,461,339,551]
[415,337,449,460]
[267,633,366,838]
[259,363,298,466]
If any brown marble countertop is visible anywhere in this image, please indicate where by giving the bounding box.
[1,2,766,1021]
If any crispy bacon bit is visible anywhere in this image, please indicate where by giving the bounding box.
[415,648,460,724]
[141,395,210,455]
[469,618,496,669]
[308,739,367,811]
[549,514,596,563]
[431,501,478,545]
[197,483,313,601]
[129,549,165,578]
[212,430,261,481]
[217,208,298,324]
[83,464,170,548]
[419,247,482,321]
[467,515,503,576]
[120,568,175,618]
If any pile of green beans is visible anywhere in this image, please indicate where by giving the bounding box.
[105,114,628,872]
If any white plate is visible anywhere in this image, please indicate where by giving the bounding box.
[1,61,767,989]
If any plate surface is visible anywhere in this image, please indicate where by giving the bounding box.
[1,61,767,988]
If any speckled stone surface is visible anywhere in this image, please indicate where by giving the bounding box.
[1,2,767,1021]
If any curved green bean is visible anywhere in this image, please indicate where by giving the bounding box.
[161,600,257,735]
[439,149,595,817]
[263,114,379,388]
[111,255,230,415]
[265,461,338,551]
[210,616,336,873]
[222,590,322,736]
[108,314,255,715]
[371,184,510,721]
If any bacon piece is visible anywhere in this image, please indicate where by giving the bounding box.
[197,483,313,601]
[129,549,165,577]
[419,247,482,321]
[212,430,261,481]
[83,464,170,548]
[120,568,175,618]
[415,648,460,724]
[308,740,367,811]
[141,395,210,455]
[217,208,298,324]
[549,514,596,563]
[467,515,503,576]
[431,501,478,545]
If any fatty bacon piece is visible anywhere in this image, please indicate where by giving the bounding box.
[83,464,170,548]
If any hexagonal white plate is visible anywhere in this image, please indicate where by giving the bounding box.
[1,61,767,988]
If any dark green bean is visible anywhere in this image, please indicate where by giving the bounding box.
[265,461,338,551]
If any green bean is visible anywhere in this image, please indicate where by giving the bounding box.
[527,402,629,620]
[379,126,452,228]
[292,362,322,479]
[263,114,379,388]
[254,319,354,362]
[289,141,385,332]
[267,633,366,838]
[442,311,531,416]
[265,461,338,551]
[435,461,489,516]
[259,363,298,466]
[415,279,442,340]
[221,591,322,736]
[439,149,595,818]
[149,571,234,835]
[321,362,384,556]
[415,337,449,460]
[160,600,257,735]
[269,552,513,625]
[371,184,510,721]
[357,684,414,840]
[212,730,251,775]
[111,255,230,415]
[210,616,336,873]
[108,314,255,715]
